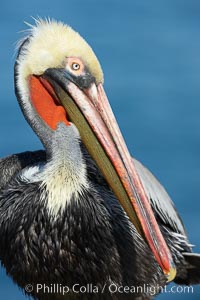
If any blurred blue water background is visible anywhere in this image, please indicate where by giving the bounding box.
[0,0,200,299]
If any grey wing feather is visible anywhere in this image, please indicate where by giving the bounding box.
[133,158,186,236]
[0,150,46,190]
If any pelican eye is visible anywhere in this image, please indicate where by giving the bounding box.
[71,62,80,71]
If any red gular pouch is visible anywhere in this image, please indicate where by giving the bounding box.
[29,75,70,130]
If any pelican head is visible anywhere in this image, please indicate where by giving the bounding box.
[14,18,176,281]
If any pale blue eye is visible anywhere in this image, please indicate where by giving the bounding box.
[72,62,80,70]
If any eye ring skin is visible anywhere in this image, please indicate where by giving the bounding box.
[66,57,85,76]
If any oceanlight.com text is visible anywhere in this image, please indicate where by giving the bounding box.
[24,283,194,296]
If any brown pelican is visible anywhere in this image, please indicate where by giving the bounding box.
[0,19,199,300]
